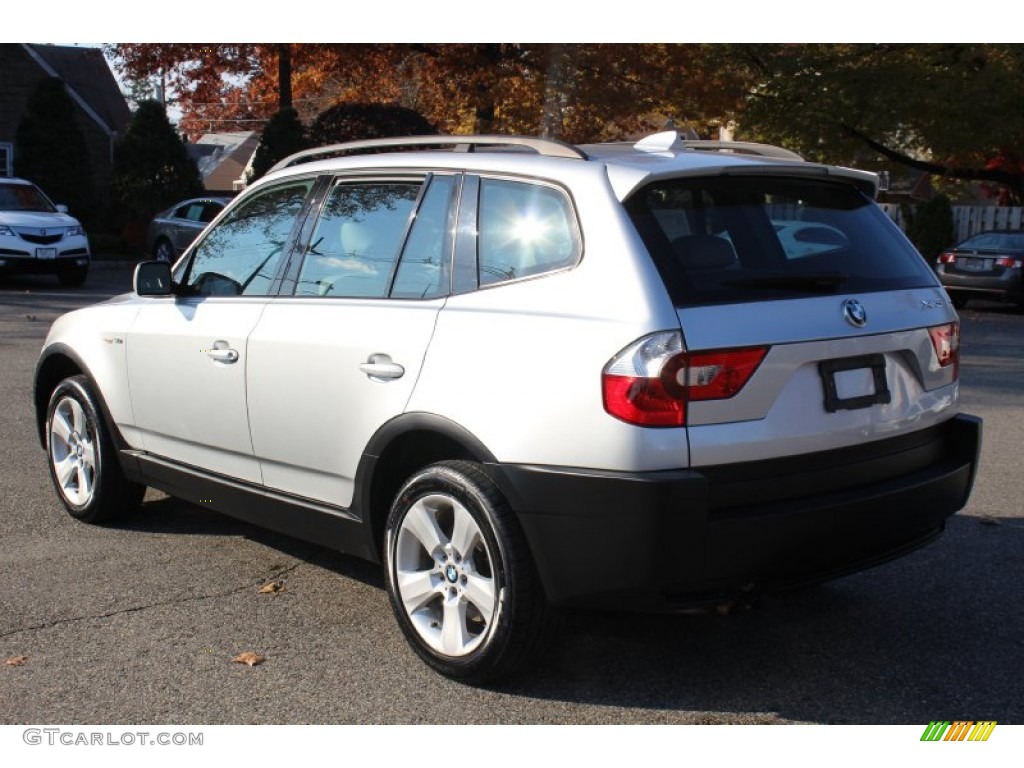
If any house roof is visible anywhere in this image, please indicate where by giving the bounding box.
[187,131,260,192]
[23,44,131,136]
[188,132,258,175]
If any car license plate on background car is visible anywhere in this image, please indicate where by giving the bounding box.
[36,248,56,259]
[957,257,988,271]
[819,354,891,413]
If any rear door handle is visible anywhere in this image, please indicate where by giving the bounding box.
[206,340,239,364]
[359,353,405,382]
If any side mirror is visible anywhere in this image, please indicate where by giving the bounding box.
[56,204,69,214]
[134,260,173,296]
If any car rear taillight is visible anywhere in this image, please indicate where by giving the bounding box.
[684,348,770,401]
[602,332,768,427]
[937,252,957,265]
[995,256,1023,268]
[928,322,960,379]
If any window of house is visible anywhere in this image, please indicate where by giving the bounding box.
[0,144,12,178]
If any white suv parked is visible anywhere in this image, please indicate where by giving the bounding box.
[0,178,90,286]
[34,133,982,682]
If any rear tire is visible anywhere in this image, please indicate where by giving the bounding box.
[45,375,144,523]
[384,460,553,684]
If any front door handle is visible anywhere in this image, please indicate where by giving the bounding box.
[359,353,405,382]
[206,340,239,364]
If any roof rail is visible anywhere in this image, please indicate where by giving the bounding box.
[269,134,588,174]
[634,131,804,161]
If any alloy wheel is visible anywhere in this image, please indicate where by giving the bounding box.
[49,395,98,507]
[393,492,499,657]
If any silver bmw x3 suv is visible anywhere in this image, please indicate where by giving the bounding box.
[34,133,982,682]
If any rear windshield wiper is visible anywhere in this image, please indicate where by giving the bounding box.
[722,271,850,293]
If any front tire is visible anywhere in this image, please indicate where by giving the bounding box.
[384,461,552,684]
[45,375,144,523]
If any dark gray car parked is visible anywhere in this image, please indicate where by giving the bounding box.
[146,197,231,262]
[935,229,1024,309]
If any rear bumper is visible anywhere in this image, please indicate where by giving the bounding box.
[488,414,982,610]
[938,267,1023,302]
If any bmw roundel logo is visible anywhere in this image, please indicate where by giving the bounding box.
[445,564,458,583]
[842,298,868,328]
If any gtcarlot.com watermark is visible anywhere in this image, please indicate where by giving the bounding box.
[23,728,203,747]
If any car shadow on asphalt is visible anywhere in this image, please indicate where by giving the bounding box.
[112,495,385,592]
[112,498,1022,724]
[502,514,1023,724]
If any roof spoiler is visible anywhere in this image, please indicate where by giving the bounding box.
[634,131,805,161]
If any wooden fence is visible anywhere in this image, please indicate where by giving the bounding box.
[878,204,1024,242]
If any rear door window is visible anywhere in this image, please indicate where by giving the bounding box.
[626,176,936,306]
[296,180,420,298]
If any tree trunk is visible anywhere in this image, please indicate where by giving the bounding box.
[540,44,569,139]
[278,43,292,110]
[473,44,501,134]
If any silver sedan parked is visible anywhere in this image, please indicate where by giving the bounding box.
[146,197,231,262]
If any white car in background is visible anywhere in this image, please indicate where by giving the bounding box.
[0,178,90,286]
[33,133,982,683]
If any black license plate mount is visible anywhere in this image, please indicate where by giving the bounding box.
[818,353,891,413]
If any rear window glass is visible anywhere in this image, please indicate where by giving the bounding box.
[958,232,1024,250]
[625,176,936,306]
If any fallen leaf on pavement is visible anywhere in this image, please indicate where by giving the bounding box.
[231,651,265,667]
[4,655,29,666]
[258,580,286,594]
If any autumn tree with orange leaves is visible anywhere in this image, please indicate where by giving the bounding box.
[108,43,746,144]
[109,43,1024,203]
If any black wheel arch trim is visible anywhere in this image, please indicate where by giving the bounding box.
[360,412,499,465]
[354,412,499,553]
[33,343,130,455]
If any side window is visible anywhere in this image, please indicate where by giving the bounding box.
[390,175,454,299]
[200,202,224,223]
[296,181,420,297]
[183,180,312,297]
[183,204,205,222]
[478,179,579,287]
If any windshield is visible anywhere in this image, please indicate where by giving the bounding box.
[625,176,937,306]
[0,182,56,213]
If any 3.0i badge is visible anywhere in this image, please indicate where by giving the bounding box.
[842,298,867,328]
